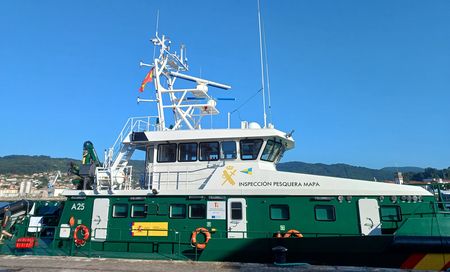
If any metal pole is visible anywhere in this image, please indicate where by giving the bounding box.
[257,0,267,128]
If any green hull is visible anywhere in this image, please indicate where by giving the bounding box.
[2,193,450,270]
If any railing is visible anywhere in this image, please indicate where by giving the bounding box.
[142,166,222,191]
[106,116,159,167]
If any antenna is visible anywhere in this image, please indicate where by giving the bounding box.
[153,10,160,60]
[262,21,273,126]
[155,9,160,36]
[257,0,267,128]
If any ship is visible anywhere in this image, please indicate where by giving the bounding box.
[1,32,450,270]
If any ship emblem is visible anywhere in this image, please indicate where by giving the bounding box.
[222,166,236,186]
[240,168,253,175]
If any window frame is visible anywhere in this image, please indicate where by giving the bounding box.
[178,142,198,162]
[240,139,264,160]
[230,202,243,220]
[130,204,147,218]
[112,203,128,218]
[314,205,336,222]
[157,143,177,163]
[188,204,207,219]
[199,142,220,161]
[274,145,286,163]
[169,204,187,219]
[269,204,290,220]
[221,141,237,160]
[260,139,283,162]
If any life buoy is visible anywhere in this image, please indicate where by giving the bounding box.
[74,224,90,247]
[283,229,303,238]
[191,227,211,250]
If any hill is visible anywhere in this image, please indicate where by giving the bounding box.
[276,161,424,181]
[380,167,424,173]
[0,155,78,175]
[0,155,430,182]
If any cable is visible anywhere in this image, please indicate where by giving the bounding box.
[231,88,263,115]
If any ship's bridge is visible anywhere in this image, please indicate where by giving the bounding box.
[123,125,295,191]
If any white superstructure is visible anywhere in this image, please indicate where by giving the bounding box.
[64,33,431,199]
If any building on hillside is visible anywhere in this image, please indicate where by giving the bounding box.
[394,172,404,185]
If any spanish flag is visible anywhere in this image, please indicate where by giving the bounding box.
[139,67,154,92]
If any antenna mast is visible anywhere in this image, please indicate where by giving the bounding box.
[141,33,230,131]
[257,0,267,128]
[263,23,273,126]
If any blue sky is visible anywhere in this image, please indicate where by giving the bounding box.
[0,1,449,169]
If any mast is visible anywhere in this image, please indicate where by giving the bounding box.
[141,33,231,131]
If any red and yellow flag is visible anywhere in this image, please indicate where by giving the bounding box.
[139,68,154,92]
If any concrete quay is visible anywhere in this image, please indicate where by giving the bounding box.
[0,255,421,272]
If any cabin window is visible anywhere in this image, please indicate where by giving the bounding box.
[240,139,263,160]
[380,205,402,222]
[170,204,186,219]
[112,204,128,218]
[221,141,237,159]
[131,204,146,218]
[179,143,198,162]
[230,202,243,220]
[274,145,286,163]
[199,142,220,161]
[157,143,177,163]
[261,140,283,162]
[189,204,206,219]
[314,205,336,221]
[270,205,290,220]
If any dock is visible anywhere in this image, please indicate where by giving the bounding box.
[0,256,415,272]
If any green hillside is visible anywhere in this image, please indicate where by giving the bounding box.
[276,161,423,181]
[0,155,78,174]
[0,155,445,182]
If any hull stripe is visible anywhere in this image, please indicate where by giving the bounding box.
[414,254,450,271]
[401,253,426,269]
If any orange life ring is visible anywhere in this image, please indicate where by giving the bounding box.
[283,229,303,238]
[74,224,90,247]
[191,227,211,250]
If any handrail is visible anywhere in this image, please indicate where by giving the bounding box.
[106,116,158,167]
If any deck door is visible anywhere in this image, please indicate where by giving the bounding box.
[358,199,381,235]
[91,198,110,241]
[227,198,247,238]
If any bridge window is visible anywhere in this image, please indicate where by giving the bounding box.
[199,142,219,161]
[270,204,290,220]
[380,205,402,222]
[179,143,198,162]
[131,204,146,218]
[315,205,336,221]
[240,139,263,160]
[170,204,186,219]
[261,140,283,162]
[221,141,237,159]
[189,204,206,219]
[112,204,128,218]
[157,143,177,163]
